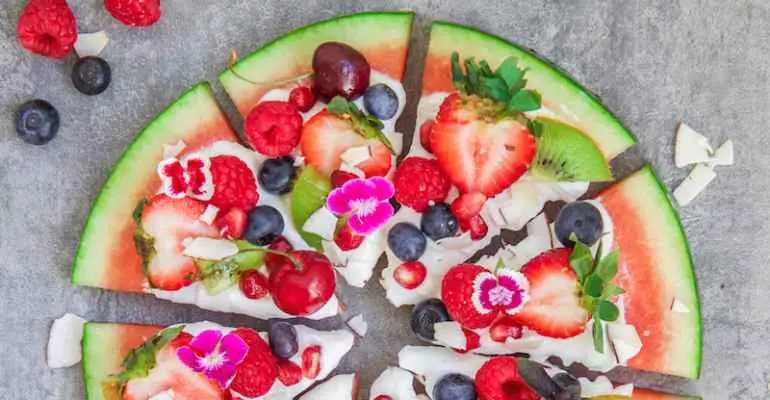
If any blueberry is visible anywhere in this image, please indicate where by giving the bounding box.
[387,222,427,261]
[259,156,296,194]
[433,373,476,400]
[421,203,458,241]
[72,57,111,95]
[245,205,285,246]
[268,320,298,359]
[363,83,399,120]
[411,299,450,341]
[554,201,604,246]
[15,100,59,145]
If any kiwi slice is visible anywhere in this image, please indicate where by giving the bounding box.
[531,117,613,181]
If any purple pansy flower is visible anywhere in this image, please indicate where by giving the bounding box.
[326,176,395,235]
[472,269,529,315]
[176,329,248,388]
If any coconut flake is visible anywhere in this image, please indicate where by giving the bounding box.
[347,314,368,338]
[341,145,372,166]
[709,139,734,167]
[74,31,109,57]
[162,140,187,158]
[433,321,467,350]
[303,207,339,241]
[198,205,219,225]
[338,162,365,177]
[673,164,717,206]
[370,367,420,400]
[607,323,643,364]
[671,297,691,313]
[675,123,713,168]
[293,155,306,167]
[182,238,238,260]
[47,313,87,368]
[148,389,175,400]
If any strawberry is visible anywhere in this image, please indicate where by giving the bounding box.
[301,110,391,177]
[301,345,322,379]
[450,193,486,221]
[245,101,303,157]
[208,155,259,212]
[289,86,316,113]
[454,328,480,354]
[474,357,540,400]
[215,207,247,239]
[230,328,279,397]
[441,264,497,329]
[104,0,161,27]
[393,157,450,212]
[139,195,220,290]
[393,261,427,290]
[264,236,293,271]
[489,316,524,343]
[431,93,536,198]
[277,359,303,386]
[419,119,435,153]
[512,248,589,338]
[331,169,358,188]
[334,221,365,251]
[17,0,77,59]
[239,270,269,300]
[123,331,224,400]
[459,214,488,240]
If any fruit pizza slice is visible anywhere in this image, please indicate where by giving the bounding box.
[365,346,700,400]
[219,12,414,288]
[412,166,701,379]
[72,83,340,319]
[381,20,625,307]
[49,317,354,400]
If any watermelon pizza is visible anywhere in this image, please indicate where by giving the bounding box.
[60,10,703,400]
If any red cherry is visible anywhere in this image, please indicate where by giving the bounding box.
[289,86,315,113]
[269,250,336,316]
[393,261,427,290]
[419,119,435,153]
[239,270,269,299]
[312,42,371,101]
[301,345,322,379]
[330,169,358,188]
[489,316,524,343]
[265,236,294,271]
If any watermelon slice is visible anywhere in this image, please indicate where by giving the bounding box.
[631,389,702,400]
[219,11,414,117]
[72,84,239,292]
[422,21,636,160]
[597,165,702,379]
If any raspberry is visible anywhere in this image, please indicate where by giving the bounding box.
[244,101,303,157]
[394,157,450,212]
[104,0,161,27]
[231,328,279,397]
[17,0,77,59]
[289,86,315,113]
[459,214,489,240]
[334,222,364,251]
[265,236,293,271]
[474,357,540,400]
[276,359,302,386]
[419,119,435,153]
[301,345,322,379]
[441,264,497,329]
[208,155,259,212]
[330,169,357,188]
[239,270,269,300]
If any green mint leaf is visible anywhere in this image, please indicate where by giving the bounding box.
[508,89,542,113]
[583,274,604,298]
[595,250,619,282]
[527,119,544,138]
[327,96,350,116]
[451,52,467,93]
[602,283,626,299]
[592,315,604,353]
[117,325,184,382]
[464,58,480,93]
[479,76,510,103]
[597,300,620,322]
[291,167,332,250]
[495,57,525,90]
[569,240,593,282]
[479,60,494,77]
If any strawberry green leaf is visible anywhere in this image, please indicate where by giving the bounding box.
[479,60,494,77]
[527,119,544,138]
[595,250,619,281]
[602,283,626,299]
[583,275,604,298]
[592,315,604,353]
[508,90,542,113]
[597,300,620,322]
[569,241,593,282]
[327,96,351,116]
[451,52,467,93]
[116,325,184,382]
[464,58,480,92]
[479,76,510,103]
[495,57,526,90]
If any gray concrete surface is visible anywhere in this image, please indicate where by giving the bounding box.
[0,0,763,398]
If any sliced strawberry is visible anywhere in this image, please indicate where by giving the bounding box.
[334,221,365,251]
[451,192,487,221]
[140,195,220,290]
[513,248,589,338]
[489,316,524,343]
[123,332,224,400]
[301,110,391,177]
[459,214,489,240]
[301,345,322,379]
[277,359,303,386]
[419,119,435,153]
[454,328,480,353]
[431,93,536,197]
[215,207,247,239]
[393,261,427,290]
[331,169,358,188]
[441,264,498,329]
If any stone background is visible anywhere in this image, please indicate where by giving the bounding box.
[0,1,764,399]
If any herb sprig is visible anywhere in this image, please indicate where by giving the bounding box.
[568,237,625,353]
[327,96,396,154]
[114,325,185,382]
[451,52,542,114]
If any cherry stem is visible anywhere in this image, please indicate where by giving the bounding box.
[239,248,302,270]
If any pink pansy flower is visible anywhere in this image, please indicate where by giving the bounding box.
[326,176,395,235]
[176,329,248,388]
[472,269,529,315]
